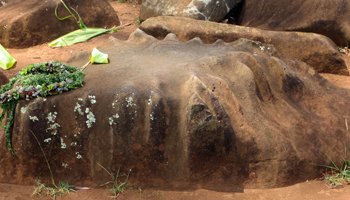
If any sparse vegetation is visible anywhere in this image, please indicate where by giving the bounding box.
[30,130,75,199]
[322,159,350,187]
[32,180,75,200]
[98,163,131,198]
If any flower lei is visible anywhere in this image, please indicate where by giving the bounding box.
[0,61,84,153]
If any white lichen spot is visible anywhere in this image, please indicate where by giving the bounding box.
[88,95,96,104]
[43,138,52,143]
[86,110,96,128]
[259,45,265,51]
[62,162,68,168]
[108,113,120,126]
[147,96,152,105]
[108,117,114,126]
[112,99,119,108]
[125,96,135,108]
[20,107,27,114]
[74,102,84,116]
[47,112,57,123]
[148,91,154,105]
[60,137,67,149]
[46,112,60,136]
[75,152,82,159]
[29,115,39,122]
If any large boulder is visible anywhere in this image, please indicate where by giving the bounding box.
[0,30,350,190]
[140,0,242,22]
[140,16,349,75]
[237,0,350,46]
[0,0,119,48]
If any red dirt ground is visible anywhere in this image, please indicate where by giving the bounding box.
[1,2,350,200]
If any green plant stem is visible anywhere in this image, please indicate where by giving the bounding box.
[56,0,87,29]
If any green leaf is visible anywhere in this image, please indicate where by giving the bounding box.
[0,44,16,70]
[48,27,116,48]
[90,48,109,64]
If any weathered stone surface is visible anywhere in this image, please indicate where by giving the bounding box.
[0,71,8,86]
[140,16,349,75]
[237,0,350,46]
[140,0,242,22]
[0,0,120,48]
[1,30,350,190]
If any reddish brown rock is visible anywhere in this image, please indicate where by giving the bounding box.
[0,30,349,190]
[140,0,242,22]
[0,71,8,85]
[0,0,119,48]
[140,16,349,75]
[237,0,350,46]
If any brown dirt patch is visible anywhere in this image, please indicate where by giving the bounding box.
[1,181,350,200]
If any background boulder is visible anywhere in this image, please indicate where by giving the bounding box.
[1,30,349,190]
[140,0,242,22]
[237,0,350,46]
[0,0,119,48]
[140,16,349,75]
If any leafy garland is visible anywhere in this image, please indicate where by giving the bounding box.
[0,61,84,153]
